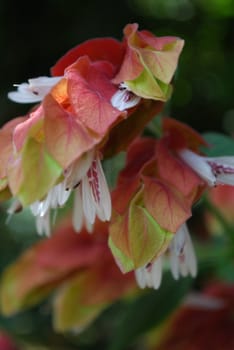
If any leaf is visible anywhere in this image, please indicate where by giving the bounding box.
[203,132,234,156]
[108,273,192,350]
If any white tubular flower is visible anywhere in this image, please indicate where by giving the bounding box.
[169,223,197,280]
[134,223,197,290]
[30,150,111,236]
[111,83,141,111]
[72,187,93,234]
[8,76,63,103]
[75,156,112,230]
[35,210,51,237]
[66,150,111,232]
[30,181,71,236]
[135,258,162,290]
[179,149,234,187]
[30,182,71,218]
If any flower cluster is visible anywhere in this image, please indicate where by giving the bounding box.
[1,22,234,302]
[1,23,183,236]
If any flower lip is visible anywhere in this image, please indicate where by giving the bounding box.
[169,223,197,280]
[8,76,62,104]
[111,83,141,111]
[179,149,234,187]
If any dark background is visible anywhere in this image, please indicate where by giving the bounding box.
[1,0,234,133]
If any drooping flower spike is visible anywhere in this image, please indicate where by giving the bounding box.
[109,117,234,288]
[108,118,211,287]
[3,23,184,235]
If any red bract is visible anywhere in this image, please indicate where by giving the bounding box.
[113,23,184,101]
[154,283,234,350]
[51,38,125,76]
[65,57,124,136]
[0,219,135,331]
[162,116,207,151]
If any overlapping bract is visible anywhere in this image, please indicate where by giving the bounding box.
[113,23,184,101]
[109,118,206,274]
[153,283,234,350]
[0,219,135,331]
[0,23,184,235]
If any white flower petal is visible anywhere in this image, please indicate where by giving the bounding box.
[81,175,96,225]
[135,268,147,289]
[57,182,71,206]
[111,87,140,111]
[179,149,216,186]
[8,91,42,103]
[216,174,234,186]
[30,201,41,216]
[65,151,94,190]
[135,260,162,290]
[94,157,112,221]
[179,255,189,277]
[180,149,234,187]
[8,76,62,104]
[169,246,180,280]
[173,224,186,256]
[35,211,51,237]
[85,220,94,233]
[170,223,197,280]
[72,187,84,233]
[151,258,162,289]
